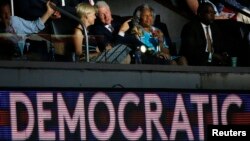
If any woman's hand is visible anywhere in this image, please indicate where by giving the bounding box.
[152,29,164,43]
[157,52,171,60]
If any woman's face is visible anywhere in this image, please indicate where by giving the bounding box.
[87,12,96,26]
[82,11,96,27]
[140,9,154,28]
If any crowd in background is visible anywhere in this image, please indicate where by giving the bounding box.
[0,0,249,66]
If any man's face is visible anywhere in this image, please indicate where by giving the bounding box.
[200,5,215,25]
[97,7,112,25]
[140,9,154,28]
[0,4,11,25]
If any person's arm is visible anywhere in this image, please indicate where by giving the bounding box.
[116,19,143,47]
[40,1,57,24]
[154,29,171,59]
[10,1,60,35]
[118,19,132,37]
[73,25,84,56]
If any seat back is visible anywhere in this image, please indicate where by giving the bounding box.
[50,17,78,61]
[154,15,177,55]
[51,17,78,35]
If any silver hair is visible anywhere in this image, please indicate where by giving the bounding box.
[95,0,110,9]
[133,3,155,21]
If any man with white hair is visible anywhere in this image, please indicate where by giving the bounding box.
[89,1,138,52]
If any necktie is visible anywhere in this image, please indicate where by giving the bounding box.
[108,25,114,32]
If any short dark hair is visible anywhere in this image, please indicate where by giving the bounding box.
[0,0,10,8]
[197,2,214,15]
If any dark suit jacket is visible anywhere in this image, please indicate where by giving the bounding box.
[179,19,225,66]
[88,15,121,51]
[89,15,141,52]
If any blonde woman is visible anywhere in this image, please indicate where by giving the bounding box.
[73,3,99,61]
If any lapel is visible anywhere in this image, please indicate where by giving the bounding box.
[210,24,216,44]
[197,23,207,51]
[103,25,113,36]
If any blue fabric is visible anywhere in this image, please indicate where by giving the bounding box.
[138,27,169,54]
[222,0,246,9]
[10,16,45,35]
[6,16,45,56]
[205,0,249,14]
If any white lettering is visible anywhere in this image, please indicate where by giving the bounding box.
[212,129,247,136]
[212,129,218,136]
[191,94,209,140]
[118,92,143,140]
[145,93,167,140]
[88,92,115,140]
[37,93,55,140]
[211,95,219,125]
[221,94,242,125]
[57,93,86,140]
[10,93,35,140]
[241,131,247,136]
[170,94,194,140]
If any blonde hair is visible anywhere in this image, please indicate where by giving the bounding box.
[75,3,96,18]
